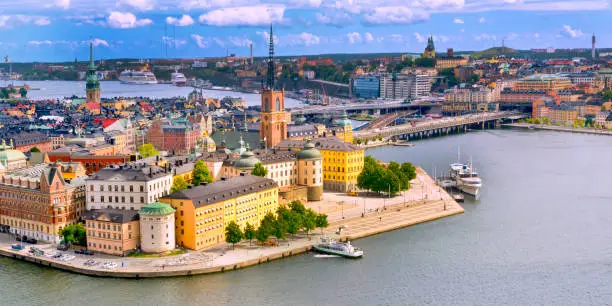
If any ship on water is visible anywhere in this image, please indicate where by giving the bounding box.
[312,237,363,258]
[171,71,187,87]
[118,64,158,85]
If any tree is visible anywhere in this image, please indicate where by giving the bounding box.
[19,87,27,98]
[60,223,87,246]
[225,221,243,250]
[256,212,276,245]
[603,90,612,102]
[278,205,301,236]
[192,160,214,186]
[138,143,160,158]
[29,147,41,153]
[315,213,328,234]
[289,200,306,215]
[302,209,317,239]
[251,162,268,177]
[400,162,417,181]
[244,222,256,246]
[273,218,287,241]
[170,176,188,193]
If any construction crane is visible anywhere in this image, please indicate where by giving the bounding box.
[321,84,328,105]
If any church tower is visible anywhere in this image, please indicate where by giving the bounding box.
[85,39,101,104]
[423,36,436,59]
[260,24,287,148]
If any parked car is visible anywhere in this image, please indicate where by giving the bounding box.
[83,250,94,256]
[11,244,24,251]
[74,249,84,254]
[26,238,37,244]
[101,262,117,269]
[84,259,97,266]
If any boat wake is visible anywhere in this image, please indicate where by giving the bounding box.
[313,254,340,258]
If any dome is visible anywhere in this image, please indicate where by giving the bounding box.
[139,202,176,216]
[336,110,352,127]
[297,141,322,160]
[234,151,261,170]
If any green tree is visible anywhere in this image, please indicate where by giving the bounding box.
[251,162,268,177]
[414,57,436,68]
[302,209,317,239]
[138,143,160,158]
[224,221,243,250]
[603,90,612,101]
[170,176,189,193]
[244,222,256,246]
[289,200,306,215]
[278,205,301,236]
[0,88,9,99]
[19,87,27,98]
[29,147,41,153]
[315,213,329,234]
[192,160,214,186]
[400,162,417,181]
[256,212,276,245]
[60,223,87,246]
[273,218,287,241]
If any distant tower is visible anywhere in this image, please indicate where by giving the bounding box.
[423,36,436,59]
[260,24,287,148]
[249,43,253,65]
[592,33,597,59]
[85,39,101,104]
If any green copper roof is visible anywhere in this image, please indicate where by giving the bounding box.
[234,151,261,170]
[139,202,176,216]
[297,141,322,160]
[337,110,352,127]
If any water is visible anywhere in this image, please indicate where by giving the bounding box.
[2,129,612,305]
[9,81,302,108]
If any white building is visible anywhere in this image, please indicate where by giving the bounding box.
[86,164,172,211]
[380,73,432,100]
[139,202,176,253]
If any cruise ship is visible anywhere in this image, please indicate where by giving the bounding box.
[171,72,187,86]
[118,70,158,85]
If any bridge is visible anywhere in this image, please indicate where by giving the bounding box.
[291,101,438,117]
[354,111,527,140]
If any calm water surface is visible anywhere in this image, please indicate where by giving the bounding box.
[9,81,302,108]
[2,129,612,305]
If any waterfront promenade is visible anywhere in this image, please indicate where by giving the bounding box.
[503,123,612,136]
[0,168,463,278]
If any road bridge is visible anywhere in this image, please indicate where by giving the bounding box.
[354,111,527,140]
[291,102,438,117]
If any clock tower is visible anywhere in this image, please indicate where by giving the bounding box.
[260,24,287,148]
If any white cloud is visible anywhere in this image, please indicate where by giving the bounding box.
[292,0,323,7]
[284,32,321,46]
[479,17,486,23]
[534,33,540,39]
[107,12,152,29]
[503,0,523,3]
[0,15,51,28]
[453,18,464,24]
[413,32,425,43]
[328,0,363,14]
[473,34,497,41]
[364,32,374,42]
[55,0,70,9]
[198,5,285,26]
[213,37,225,47]
[92,38,109,47]
[166,15,194,26]
[315,10,352,26]
[346,32,362,44]
[190,34,208,48]
[116,0,155,11]
[178,0,252,11]
[414,0,465,9]
[363,6,429,25]
[228,36,253,47]
[28,40,54,47]
[560,25,584,38]
[162,36,187,48]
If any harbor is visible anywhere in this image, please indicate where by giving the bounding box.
[502,122,612,136]
[0,167,462,278]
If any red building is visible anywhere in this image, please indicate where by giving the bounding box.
[7,132,53,153]
[147,119,201,155]
[47,153,132,174]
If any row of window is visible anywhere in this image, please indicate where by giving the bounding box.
[88,242,123,252]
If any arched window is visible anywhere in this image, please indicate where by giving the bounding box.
[276,97,281,111]
[263,98,269,112]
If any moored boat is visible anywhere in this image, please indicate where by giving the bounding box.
[312,237,363,258]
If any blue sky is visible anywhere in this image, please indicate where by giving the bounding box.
[0,0,610,62]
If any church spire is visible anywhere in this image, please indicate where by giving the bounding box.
[89,37,95,71]
[266,23,275,90]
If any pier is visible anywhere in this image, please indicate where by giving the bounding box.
[502,123,612,136]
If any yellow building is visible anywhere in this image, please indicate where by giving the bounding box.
[276,137,364,193]
[160,174,278,250]
[514,74,572,92]
[547,104,578,124]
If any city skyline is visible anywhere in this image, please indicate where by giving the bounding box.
[1,0,611,62]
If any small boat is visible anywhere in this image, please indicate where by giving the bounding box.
[393,142,416,147]
[312,237,363,258]
[171,71,187,87]
[528,125,536,130]
[452,193,465,202]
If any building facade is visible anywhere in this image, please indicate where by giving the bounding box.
[86,164,172,211]
[160,174,279,250]
[353,76,381,99]
[138,202,176,253]
[84,209,140,256]
[0,163,87,243]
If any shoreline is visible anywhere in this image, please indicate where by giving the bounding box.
[502,123,612,136]
[0,169,463,278]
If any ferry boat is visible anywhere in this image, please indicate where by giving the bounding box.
[312,237,363,258]
[171,71,187,86]
[118,70,158,85]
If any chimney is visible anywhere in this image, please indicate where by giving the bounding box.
[149,167,152,177]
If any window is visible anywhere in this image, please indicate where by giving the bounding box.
[100,185,104,192]
[128,225,131,230]
[130,186,133,192]
[130,197,134,203]
[121,186,124,192]
[151,225,154,230]
[90,185,93,191]
[139,186,144,192]
[151,235,154,239]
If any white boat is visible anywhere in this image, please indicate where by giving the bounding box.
[312,237,363,258]
[450,162,482,198]
[118,70,158,85]
[171,72,187,86]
